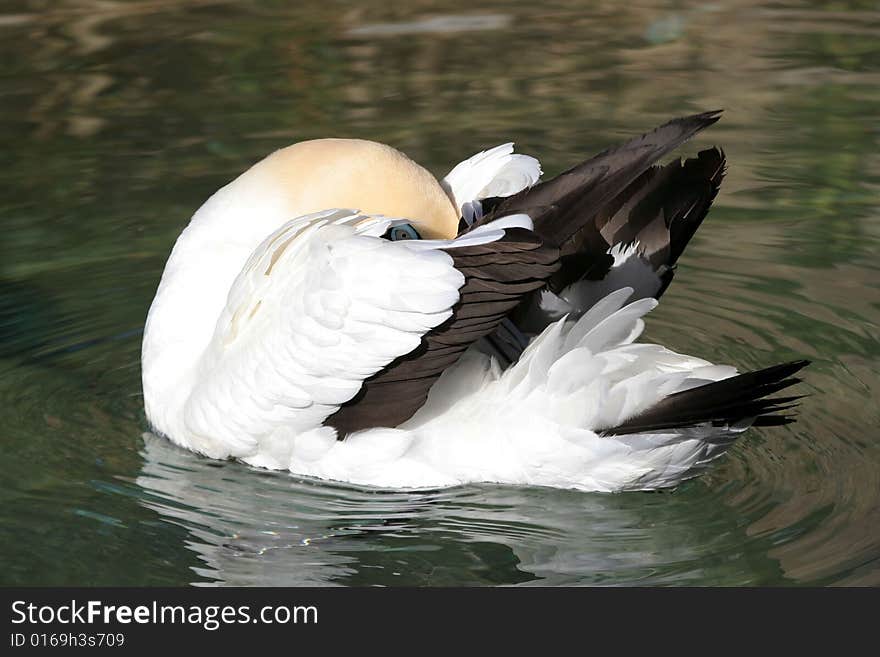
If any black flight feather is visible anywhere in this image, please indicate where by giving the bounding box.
[478,110,724,294]
[325,228,559,436]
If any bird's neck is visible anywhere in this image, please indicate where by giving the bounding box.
[141,175,293,441]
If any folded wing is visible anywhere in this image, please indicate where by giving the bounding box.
[326,220,559,435]
[183,210,465,453]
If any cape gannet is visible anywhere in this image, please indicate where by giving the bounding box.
[142,111,808,491]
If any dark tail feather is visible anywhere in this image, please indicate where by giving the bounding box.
[602,360,810,436]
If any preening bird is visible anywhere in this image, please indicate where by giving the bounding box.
[142,111,808,492]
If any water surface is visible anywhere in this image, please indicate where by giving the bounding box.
[1,0,878,586]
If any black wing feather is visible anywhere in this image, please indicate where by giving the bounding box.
[479,110,724,294]
[325,229,559,436]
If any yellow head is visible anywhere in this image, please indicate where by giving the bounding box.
[242,138,460,240]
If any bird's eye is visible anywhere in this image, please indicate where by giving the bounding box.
[388,224,421,241]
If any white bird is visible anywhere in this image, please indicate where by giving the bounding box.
[142,112,808,492]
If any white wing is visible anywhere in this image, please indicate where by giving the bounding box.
[442,143,542,224]
[182,209,523,462]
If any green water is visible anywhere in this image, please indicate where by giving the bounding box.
[1,0,878,586]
